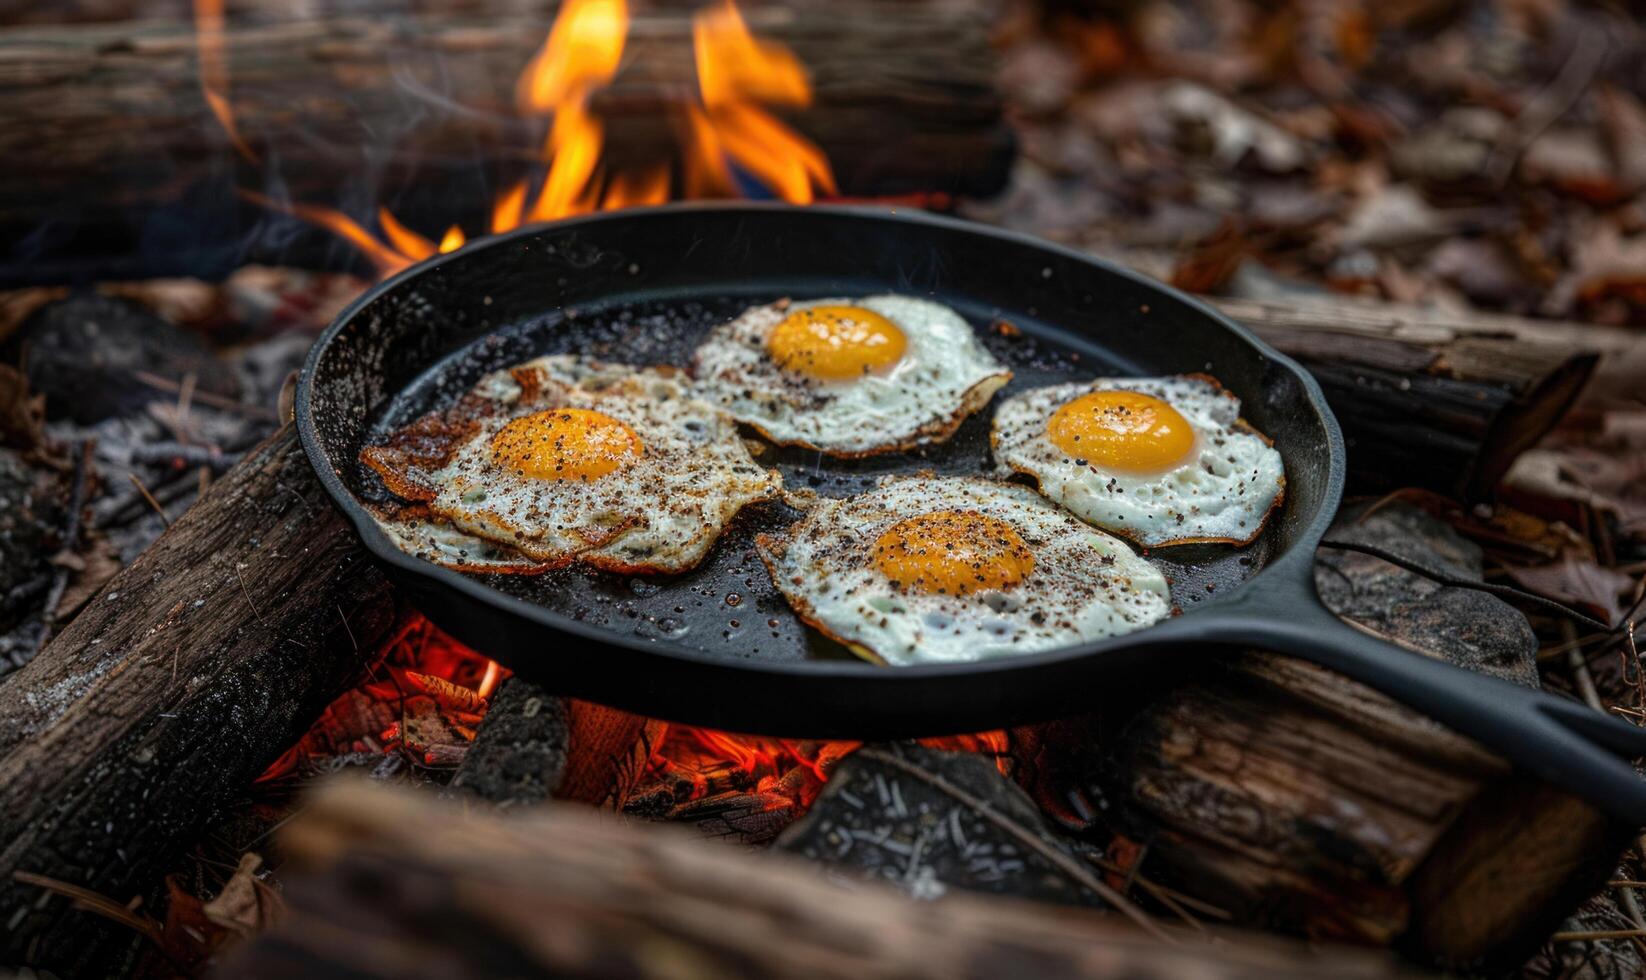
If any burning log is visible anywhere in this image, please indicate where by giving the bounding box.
[1092,501,1627,972]
[0,425,399,977]
[0,4,1012,279]
[223,778,1423,979]
[1210,294,1614,500]
[447,677,568,806]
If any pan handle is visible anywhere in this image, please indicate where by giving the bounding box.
[1198,560,1646,826]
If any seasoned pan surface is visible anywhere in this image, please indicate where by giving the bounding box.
[361,292,1281,666]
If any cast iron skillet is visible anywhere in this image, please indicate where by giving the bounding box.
[299,203,1646,823]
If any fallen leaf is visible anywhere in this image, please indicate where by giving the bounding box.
[1170,222,1248,293]
[55,535,125,623]
[1161,82,1308,172]
[203,852,283,939]
[0,363,47,455]
[1507,555,1634,626]
[1336,183,1457,250]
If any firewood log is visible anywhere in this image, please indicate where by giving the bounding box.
[1210,295,1620,500]
[1091,501,1626,972]
[0,425,398,977]
[0,3,1012,281]
[223,777,1425,980]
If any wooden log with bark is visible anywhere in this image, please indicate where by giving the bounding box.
[0,426,398,977]
[1091,501,1628,972]
[1210,294,1628,500]
[0,3,1012,280]
[223,778,1424,979]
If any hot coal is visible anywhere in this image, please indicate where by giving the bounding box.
[447,678,569,806]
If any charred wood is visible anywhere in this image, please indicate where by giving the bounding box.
[446,677,568,807]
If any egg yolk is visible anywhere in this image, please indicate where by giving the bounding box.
[873,510,1035,596]
[766,306,908,381]
[1046,390,1195,473]
[490,408,642,481]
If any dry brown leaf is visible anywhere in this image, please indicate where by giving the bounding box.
[1507,555,1634,626]
[54,535,124,621]
[202,852,283,939]
[1170,223,1248,293]
[0,363,47,455]
[1545,220,1646,317]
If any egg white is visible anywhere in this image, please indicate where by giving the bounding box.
[756,475,1172,666]
[363,356,781,574]
[691,295,1011,456]
[367,504,548,575]
[991,375,1285,547]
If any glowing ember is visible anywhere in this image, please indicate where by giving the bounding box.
[258,616,498,779]
[262,613,1012,838]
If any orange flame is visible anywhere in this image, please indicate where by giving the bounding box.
[192,0,257,163]
[687,2,835,204]
[693,0,812,110]
[516,0,629,113]
[232,0,834,274]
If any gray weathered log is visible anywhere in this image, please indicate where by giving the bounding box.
[222,778,1425,979]
[0,425,398,977]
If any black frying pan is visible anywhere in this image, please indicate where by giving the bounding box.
[298,203,1646,823]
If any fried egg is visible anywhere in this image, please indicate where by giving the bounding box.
[361,355,781,574]
[691,295,1011,456]
[756,475,1171,665]
[991,375,1284,547]
[367,504,549,575]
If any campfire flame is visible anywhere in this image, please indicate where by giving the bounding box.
[202,0,836,276]
[192,0,256,164]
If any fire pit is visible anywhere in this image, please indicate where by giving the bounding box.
[3,0,1646,978]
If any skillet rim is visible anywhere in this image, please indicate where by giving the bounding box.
[296,201,1346,679]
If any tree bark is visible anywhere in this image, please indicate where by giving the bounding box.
[1211,295,1619,499]
[224,778,1425,980]
[0,4,1012,280]
[1095,501,1626,972]
[0,425,398,977]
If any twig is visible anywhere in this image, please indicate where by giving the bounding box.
[39,439,94,646]
[1551,929,1646,942]
[1490,23,1608,185]
[127,473,171,528]
[1318,538,1611,631]
[131,369,277,420]
[129,441,242,472]
[855,746,1172,943]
